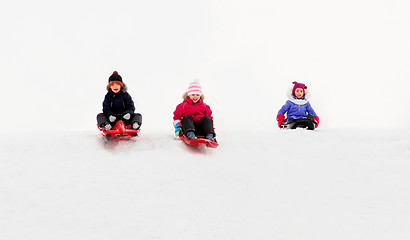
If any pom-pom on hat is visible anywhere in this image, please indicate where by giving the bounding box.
[187,79,202,96]
[108,71,124,88]
[292,81,307,96]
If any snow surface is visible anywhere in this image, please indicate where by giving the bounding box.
[1,129,410,239]
[1,0,410,239]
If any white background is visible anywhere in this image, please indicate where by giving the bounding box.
[1,1,410,239]
[1,0,409,132]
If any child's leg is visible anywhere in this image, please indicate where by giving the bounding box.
[97,113,109,127]
[126,113,142,126]
[181,115,196,135]
[197,116,215,137]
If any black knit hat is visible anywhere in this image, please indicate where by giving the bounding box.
[108,71,123,87]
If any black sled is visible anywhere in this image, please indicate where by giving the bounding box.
[281,115,317,130]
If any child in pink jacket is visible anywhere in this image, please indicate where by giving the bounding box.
[173,79,215,141]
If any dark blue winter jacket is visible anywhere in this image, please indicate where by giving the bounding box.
[278,95,317,120]
[102,89,135,117]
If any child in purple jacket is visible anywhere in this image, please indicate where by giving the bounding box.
[276,81,319,128]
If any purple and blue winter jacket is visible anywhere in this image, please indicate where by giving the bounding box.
[278,96,317,120]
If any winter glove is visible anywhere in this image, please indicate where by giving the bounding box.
[276,113,285,128]
[123,113,131,120]
[104,123,112,131]
[109,115,116,122]
[173,120,182,137]
[314,115,319,128]
[132,122,140,129]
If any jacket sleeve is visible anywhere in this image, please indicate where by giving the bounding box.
[102,94,113,116]
[205,104,213,119]
[306,102,317,116]
[277,101,291,116]
[173,103,183,121]
[124,93,136,114]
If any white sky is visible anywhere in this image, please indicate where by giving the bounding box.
[1,0,409,132]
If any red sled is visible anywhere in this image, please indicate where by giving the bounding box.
[179,134,219,148]
[97,120,140,138]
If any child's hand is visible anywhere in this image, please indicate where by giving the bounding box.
[109,115,116,122]
[123,113,131,120]
[132,122,140,129]
[104,124,112,131]
[314,115,319,128]
[276,113,285,128]
[173,120,182,137]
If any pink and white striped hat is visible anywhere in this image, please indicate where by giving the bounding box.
[187,79,202,96]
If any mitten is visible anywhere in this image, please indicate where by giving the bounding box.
[173,120,182,137]
[276,113,285,128]
[132,122,140,129]
[314,115,319,128]
[123,113,131,120]
[109,115,116,122]
[104,124,112,131]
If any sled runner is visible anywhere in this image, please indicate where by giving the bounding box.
[281,117,318,130]
[179,133,219,148]
[97,120,140,138]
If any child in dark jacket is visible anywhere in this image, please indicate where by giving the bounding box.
[97,71,142,130]
[276,81,319,128]
[173,79,215,141]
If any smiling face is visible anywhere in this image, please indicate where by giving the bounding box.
[294,88,304,99]
[110,83,121,93]
[189,94,201,103]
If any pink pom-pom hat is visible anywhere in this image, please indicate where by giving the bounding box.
[187,79,202,96]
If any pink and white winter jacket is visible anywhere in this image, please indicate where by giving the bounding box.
[173,98,213,123]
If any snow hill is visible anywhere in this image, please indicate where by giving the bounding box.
[1,0,410,238]
[1,128,409,239]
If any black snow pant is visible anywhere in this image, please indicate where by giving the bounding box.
[97,113,142,128]
[181,115,215,137]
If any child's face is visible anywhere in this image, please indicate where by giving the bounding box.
[189,94,201,103]
[294,88,304,99]
[110,83,121,93]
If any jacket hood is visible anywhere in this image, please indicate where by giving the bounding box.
[183,97,204,105]
[107,83,128,92]
[182,91,205,101]
[287,87,310,104]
